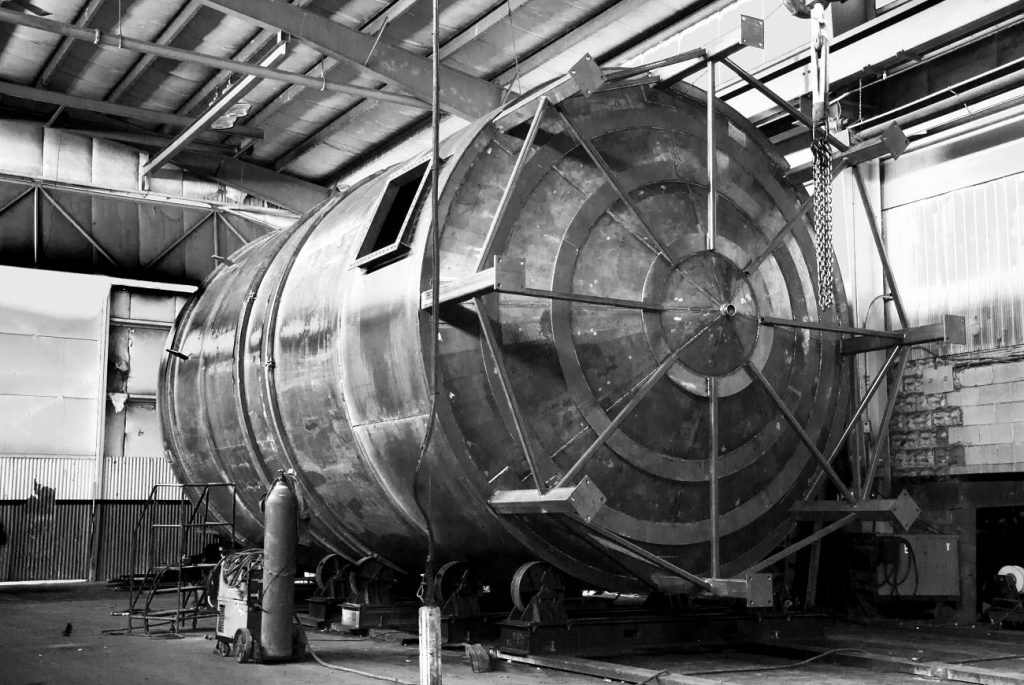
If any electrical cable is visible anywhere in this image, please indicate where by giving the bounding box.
[294,614,416,685]
[680,647,866,676]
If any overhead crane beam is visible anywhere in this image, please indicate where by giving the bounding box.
[202,0,504,120]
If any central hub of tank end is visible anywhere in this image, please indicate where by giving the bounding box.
[720,303,737,317]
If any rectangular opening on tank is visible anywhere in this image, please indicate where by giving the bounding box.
[353,160,430,269]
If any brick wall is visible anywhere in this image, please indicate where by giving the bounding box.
[892,356,1024,476]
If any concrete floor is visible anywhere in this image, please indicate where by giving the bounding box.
[4,584,1024,685]
[0,584,590,685]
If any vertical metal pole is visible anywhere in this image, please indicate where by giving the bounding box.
[32,186,40,265]
[852,168,909,328]
[847,361,863,497]
[706,64,717,253]
[708,377,720,578]
[86,286,111,582]
[421,0,443,681]
[212,213,220,259]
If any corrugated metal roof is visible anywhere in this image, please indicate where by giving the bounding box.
[0,0,723,189]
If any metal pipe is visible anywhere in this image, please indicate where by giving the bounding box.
[0,8,430,111]
[720,57,848,153]
[586,522,713,591]
[706,63,717,252]
[807,346,902,497]
[556,321,716,488]
[475,296,548,491]
[851,168,909,328]
[862,347,911,498]
[476,96,548,271]
[760,316,903,339]
[707,377,720,578]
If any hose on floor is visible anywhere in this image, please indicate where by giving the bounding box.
[680,647,866,676]
[294,614,416,685]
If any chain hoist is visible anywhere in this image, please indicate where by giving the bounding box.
[786,0,835,310]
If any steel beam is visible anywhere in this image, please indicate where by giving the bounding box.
[34,0,107,91]
[792,489,920,531]
[171,151,331,214]
[760,316,903,340]
[419,256,526,309]
[707,377,720,578]
[105,1,204,105]
[804,347,902,498]
[202,0,503,120]
[742,513,857,576]
[250,0,428,169]
[706,63,717,252]
[785,124,909,184]
[489,477,605,521]
[476,295,552,491]
[862,348,910,498]
[143,41,288,178]
[0,81,263,137]
[477,97,548,271]
[586,522,713,591]
[0,8,428,112]
[840,315,967,355]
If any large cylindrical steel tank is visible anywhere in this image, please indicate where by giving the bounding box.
[160,82,848,593]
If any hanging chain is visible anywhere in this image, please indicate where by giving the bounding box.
[810,1,834,311]
[812,134,834,310]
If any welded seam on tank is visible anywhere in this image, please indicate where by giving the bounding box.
[159,293,203,489]
[195,260,265,539]
[255,199,403,572]
[226,229,342,556]
[160,237,269,489]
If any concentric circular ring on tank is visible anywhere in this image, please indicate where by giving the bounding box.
[429,82,848,587]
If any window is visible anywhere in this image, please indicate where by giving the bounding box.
[352,160,430,269]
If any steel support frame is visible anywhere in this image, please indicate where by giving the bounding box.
[469,31,939,591]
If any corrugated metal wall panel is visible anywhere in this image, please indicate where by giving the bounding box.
[885,172,1024,352]
[0,500,226,582]
[94,502,208,581]
[0,457,94,500]
[102,456,179,500]
[0,500,91,581]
